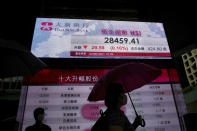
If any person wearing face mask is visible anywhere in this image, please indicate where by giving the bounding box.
[25,107,51,131]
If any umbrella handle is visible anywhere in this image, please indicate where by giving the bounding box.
[140,118,146,127]
[127,92,138,116]
[127,92,146,127]
[135,113,145,127]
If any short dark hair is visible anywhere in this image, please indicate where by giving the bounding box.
[104,83,124,108]
[33,107,44,120]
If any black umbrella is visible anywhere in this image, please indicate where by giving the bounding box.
[0,39,47,78]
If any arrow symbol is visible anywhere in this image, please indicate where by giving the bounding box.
[83,45,88,49]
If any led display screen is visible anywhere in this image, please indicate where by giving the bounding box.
[31,18,171,59]
[17,68,184,131]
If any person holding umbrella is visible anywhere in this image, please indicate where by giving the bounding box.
[89,63,162,131]
[92,83,142,131]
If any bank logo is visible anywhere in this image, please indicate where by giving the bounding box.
[40,22,53,31]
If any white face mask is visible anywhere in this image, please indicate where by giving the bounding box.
[37,114,44,122]
[119,93,127,106]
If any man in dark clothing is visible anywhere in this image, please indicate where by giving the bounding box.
[25,107,51,131]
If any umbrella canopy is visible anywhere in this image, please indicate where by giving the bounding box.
[88,62,161,101]
[0,39,47,78]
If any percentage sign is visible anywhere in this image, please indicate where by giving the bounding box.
[110,46,115,50]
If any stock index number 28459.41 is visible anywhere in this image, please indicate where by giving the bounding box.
[104,37,140,44]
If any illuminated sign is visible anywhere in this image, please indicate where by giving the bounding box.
[31,18,171,59]
[18,69,184,131]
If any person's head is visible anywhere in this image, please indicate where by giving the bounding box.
[104,83,127,108]
[33,107,45,122]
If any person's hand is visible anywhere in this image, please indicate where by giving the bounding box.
[133,115,143,128]
[135,115,142,125]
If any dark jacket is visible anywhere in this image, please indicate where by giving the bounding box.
[25,123,51,131]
